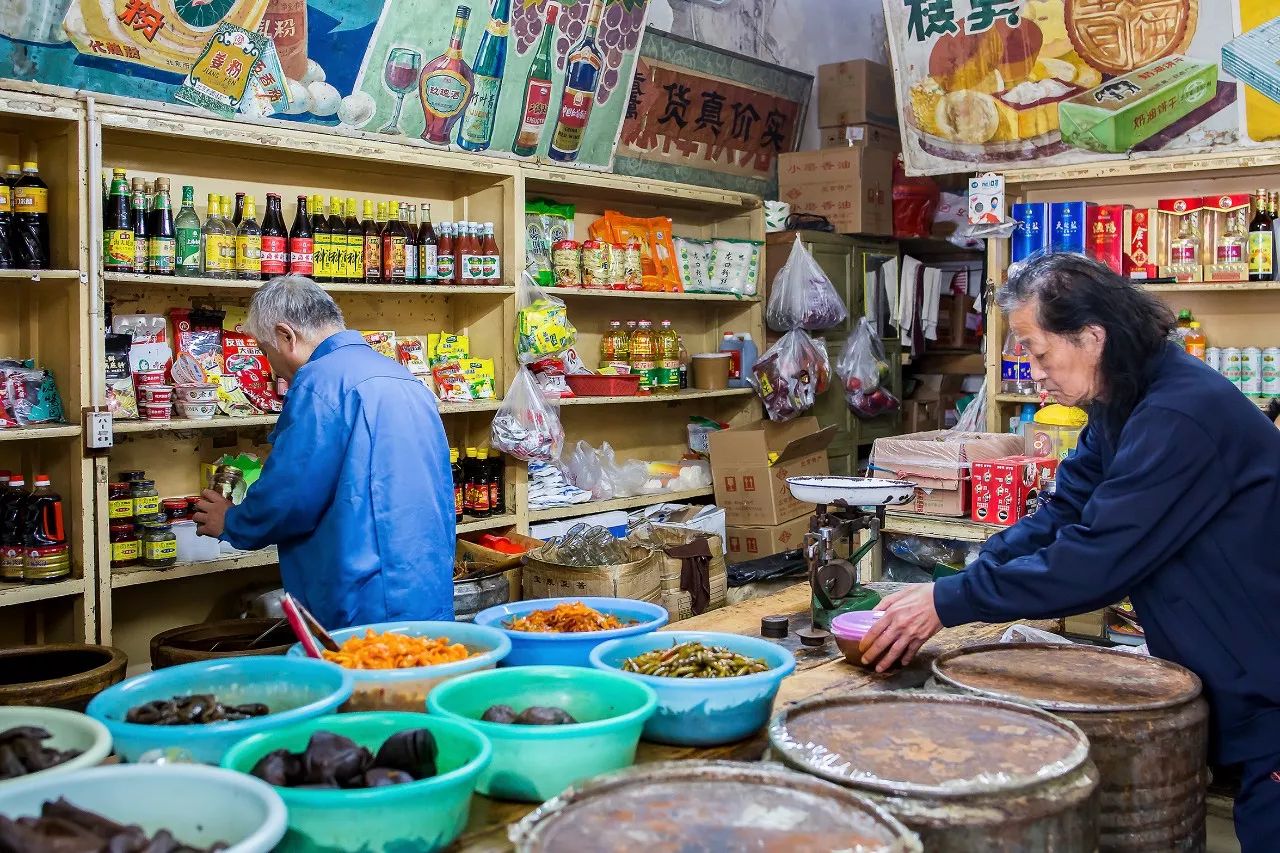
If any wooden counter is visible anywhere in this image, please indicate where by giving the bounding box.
[454,582,1061,851]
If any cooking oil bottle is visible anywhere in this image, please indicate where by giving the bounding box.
[600,320,630,372]
[630,320,658,392]
[656,320,680,394]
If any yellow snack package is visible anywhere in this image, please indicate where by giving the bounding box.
[462,358,496,399]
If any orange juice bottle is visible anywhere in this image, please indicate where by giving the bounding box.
[1184,321,1206,361]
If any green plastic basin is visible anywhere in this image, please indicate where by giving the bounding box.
[426,665,657,803]
[222,711,490,853]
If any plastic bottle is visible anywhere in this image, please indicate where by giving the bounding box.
[450,448,463,523]
[1173,309,1193,343]
[1000,331,1031,394]
[677,336,689,389]
[719,332,744,385]
[630,320,659,392]
[13,161,49,269]
[1184,321,1207,361]
[0,475,29,582]
[735,332,758,389]
[22,474,64,548]
[488,449,505,514]
[657,320,681,394]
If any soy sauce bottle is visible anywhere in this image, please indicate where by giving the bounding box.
[13,162,49,269]
[310,195,331,283]
[450,448,463,523]
[288,195,313,277]
[0,177,14,270]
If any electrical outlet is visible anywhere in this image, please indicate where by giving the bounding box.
[84,408,113,450]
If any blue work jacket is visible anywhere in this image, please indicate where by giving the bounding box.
[222,330,455,628]
[936,343,1280,764]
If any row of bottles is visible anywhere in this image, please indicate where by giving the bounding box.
[1246,188,1280,282]
[601,320,687,393]
[0,470,68,583]
[450,448,505,521]
[0,162,50,270]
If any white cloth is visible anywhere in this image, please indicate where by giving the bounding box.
[898,255,921,346]
[922,267,943,341]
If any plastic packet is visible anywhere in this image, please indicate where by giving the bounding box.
[428,332,471,365]
[432,361,473,402]
[396,335,431,385]
[171,307,225,385]
[528,356,572,398]
[104,332,139,420]
[525,199,575,287]
[112,313,171,376]
[461,358,496,399]
[5,367,63,425]
[361,330,397,361]
[750,329,830,422]
[709,239,763,296]
[674,237,713,292]
[224,308,280,414]
[766,235,848,332]
[516,272,577,363]
[491,367,564,462]
[836,317,900,420]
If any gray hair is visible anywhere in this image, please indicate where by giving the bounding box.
[247,275,345,343]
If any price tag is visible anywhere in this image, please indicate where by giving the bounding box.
[968,173,1006,225]
[85,409,113,450]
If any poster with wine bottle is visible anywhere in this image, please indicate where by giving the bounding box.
[0,0,652,169]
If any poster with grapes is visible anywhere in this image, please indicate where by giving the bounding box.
[0,0,653,168]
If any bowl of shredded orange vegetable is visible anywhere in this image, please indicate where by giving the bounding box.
[474,597,668,668]
[288,621,511,712]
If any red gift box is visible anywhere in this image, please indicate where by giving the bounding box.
[971,456,1057,526]
[1087,204,1130,275]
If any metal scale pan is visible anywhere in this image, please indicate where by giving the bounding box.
[786,476,915,507]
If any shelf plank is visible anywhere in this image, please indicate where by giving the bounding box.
[103,271,514,296]
[111,547,279,589]
[559,388,753,406]
[1142,282,1280,293]
[113,399,501,434]
[994,393,1049,405]
[457,513,518,535]
[884,511,1004,543]
[529,487,714,522]
[0,269,81,282]
[550,288,759,303]
[0,577,85,608]
[0,423,82,441]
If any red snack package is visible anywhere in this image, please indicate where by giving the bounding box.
[223,309,281,414]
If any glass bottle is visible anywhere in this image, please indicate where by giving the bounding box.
[419,7,474,146]
[231,192,245,228]
[130,479,160,518]
[260,193,288,279]
[130,177,149,273]
[548,0,605,163]
[513,2,559,157]
[1001,331,1032,395]
[1248,188,1273,281]
[236,196,263,280]
[437,222,456,285]
[109,521,140,569]
[344,196,362,285]
[326,197,347,283]
[174,185,202,276]
[450,448,463,523]
[201,194,231,279]
[146,177,176,276]
[288,194,314,276]
[458,0,511,152]
[455,221,473,285]
[402,203,419,282]
[1170,217,1197,264]
[419,203,439,282]
[142,520,178,569]
[13,161,49,269]
[311,194,332,283]
[362,200,382,283]
[1218,207,1246,265]
[103,168,134,272]
[381,203,407,284]
[481,222,500,285]
[488,449,504,514]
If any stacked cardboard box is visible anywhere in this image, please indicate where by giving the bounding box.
[871,430,1024,517]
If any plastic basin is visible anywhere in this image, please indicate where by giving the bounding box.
[427,665,656,802]
[85,656,353,764]
[222,711,490,853]
[286,620,511,711]
[0,764,286,852]
[0,706,112,790]
[831,610,885,664]
[589,631,797,746]
[473,597,668,668]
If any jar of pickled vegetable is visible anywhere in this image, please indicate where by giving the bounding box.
[162,498,191,522]
[108,482,133,521]
[131,480,160,518]
[141,521,178,569]
[109,522,140,569]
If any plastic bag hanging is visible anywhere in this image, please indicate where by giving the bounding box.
[765,235,848,332]
[749,329,831,422]
[516,271,577,364]
[836,317,900,420]
[490,367,564,463]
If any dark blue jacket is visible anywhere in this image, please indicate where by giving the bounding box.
[935,343,1280,764]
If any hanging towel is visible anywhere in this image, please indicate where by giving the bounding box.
[665,538,713,615]
[923,267,943,341]
[898,255,922,345]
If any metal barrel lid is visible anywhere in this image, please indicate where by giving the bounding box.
[932,642,1203,713]
[769,692,1091,799]
[510,760,922,853]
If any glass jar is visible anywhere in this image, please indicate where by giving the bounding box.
[162,498,192,522]
[108,482,134,521]
[109,522,140,568]
[209,465,244,500]
[142,521,178,569]
[118,469,146,483]
[131,480,160,518]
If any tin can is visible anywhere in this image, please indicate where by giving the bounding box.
[551,239,581,288]
[1242,346,1263,396]
[1263,347,1280,397]
[1222,347,1243,388]
[1205,346,1222,373]
[622,239,643,290]
[580,240,610,288]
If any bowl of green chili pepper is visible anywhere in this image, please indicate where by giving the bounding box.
[589,632,795,747]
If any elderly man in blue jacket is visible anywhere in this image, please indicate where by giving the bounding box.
[862,254,1280,852]
[194,275,454,627]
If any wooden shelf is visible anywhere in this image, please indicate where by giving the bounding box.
[103,271,514,296]
[529,487,713,522]
[113,399,501,434]
[457,513,518,534]
[1142,282,1280,293]
[111,547,278,589]
[551,288,758,303]
[994,393,1050,405]
[560,388,753,407]
[0,423,82,441]
[439,399,502,414]
[0,577,85,608]
[0,268,81,282]
[883,511,1004,543]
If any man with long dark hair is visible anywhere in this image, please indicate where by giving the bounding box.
[861,254,1280,851]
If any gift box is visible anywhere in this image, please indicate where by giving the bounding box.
[971,455,1057,527]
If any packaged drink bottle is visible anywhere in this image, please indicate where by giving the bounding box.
[1184,321,1207,361]
[450,448,463,523]
[1001,331,1033,394]
[130,177,149,273]
[458,0,511,152]
[13,162,49,269]
[513,2,559,157]
[481,222,500,285]
[488,449,504,514]
[147,177,176,275]
[288,194,314,276]
[1173,309,1193,343]
[656,320,680,394]
[260,193,288,278]
[437,222,456,285]
[103,169,133,272]
[236,196,263,280]
[0,475,29,582]
[419,203,439,282]
[0,174,14,270]
[231,192,245,228]
[362,200,382,283]
[311,195,331,283]
[630,320,658,392]
[326,197,347,283]
[403,204,419,282]
[344,197,362,284]
[174,185,202,276]
[382,202,408,284]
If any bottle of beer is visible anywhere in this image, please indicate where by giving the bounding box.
[288,195,314,277]
[326,197,347,283]
[13,162,49,269]
[419,203,438,282]
[231,192,246,228]
[344,197,362,285]
[381,203,407,284]
[1249,188,1274,282]
[260,193,288,279]
[174,185,202,276]
[236,195,263,281]
[362,199,382,284]
[403,203,419,283]
[147,177,176,276]
[129,177,148,274]
[311,195,331,283]
[0,174,14,270]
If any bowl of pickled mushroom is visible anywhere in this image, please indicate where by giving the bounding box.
[590,631,796,746]
[427,665,656,802]
[0,707,112,790]
[222,711,490,852]
[85,657,354,764]
[288,620,512,712]
[473,597,669,668]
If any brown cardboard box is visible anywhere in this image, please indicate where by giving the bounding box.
[725,515,811,564]
[820,123,901,150]
[870,430,1024,517]
[708,416,837,526]
[901,399,941,434]
[778,145,896,236]
[818,59,899,129]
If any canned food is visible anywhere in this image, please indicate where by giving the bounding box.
[1242,346,1263,396]
[1222,347,1243,388]
[581,240,610,289]
[622,239,643,290]
[1205,347,1222,373]
[551,240,582,288]
[1263,348,1280,398]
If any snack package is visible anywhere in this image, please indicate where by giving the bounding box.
[517,272,577,363]
[837,318,901,420]
[589,211,681,292]
[362,331,397,361]
[525,199,576,287]
[170,308,225,383]
[4,367,64,426]
[224,308,281,414]
[766,235,848,332]
[709,239,763,296]
[750,329,831,422]
[428,332,471,365]
[528,357,572,398]
[674,237,713,292]
[433,361,473,402]
[396,335,432,388]
[461,358,496,399]
[491,367,564,462]
[105,332,139,420]
[112,313,172,376]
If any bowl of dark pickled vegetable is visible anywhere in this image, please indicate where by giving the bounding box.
[86,657,354,764]
[222,711,490,853]
[589,631,796,746]
[0,707,112,790]
[0,764,286,852]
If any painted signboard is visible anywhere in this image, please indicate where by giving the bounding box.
[882,0,1280,175]
[0,0,652,169]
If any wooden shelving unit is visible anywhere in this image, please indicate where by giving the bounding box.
[529,487,715,523]
[110,547,279,589]
[0,424,84,442]
[104,271,514,296]
[883,511,1004,544]
[558,388,753,407]
[552,288,759,303]
[456,514,519,535]
[0,268,82,282]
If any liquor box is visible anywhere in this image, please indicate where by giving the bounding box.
[1203,193,1251,282]
[817,59,899,129]
[871,430,1024,517]
[1049,202,1093,254]
[1011,202,1049,264]
[1086,204,1130,274]
[1157,196,1205,282]
[1123,208,1160,279]
[778,146,895,236]
[971,456,1057,527]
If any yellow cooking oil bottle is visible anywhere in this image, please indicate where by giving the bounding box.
[629,320,658,392]
[657,320,681,394]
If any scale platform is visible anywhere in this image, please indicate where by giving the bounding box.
[786,476,915,507]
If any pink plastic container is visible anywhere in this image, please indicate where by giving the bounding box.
[831,610,885,665]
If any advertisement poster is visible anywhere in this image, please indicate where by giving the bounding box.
[0,0,653,169]
[882,0,1280,176]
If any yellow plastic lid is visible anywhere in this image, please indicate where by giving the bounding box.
[1034,404,1088,427]
[21,161,37,171]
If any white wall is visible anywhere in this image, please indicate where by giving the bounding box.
[648,0,888,149]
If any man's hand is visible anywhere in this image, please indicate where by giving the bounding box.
[859,584,944,673]
[194,489,232,539]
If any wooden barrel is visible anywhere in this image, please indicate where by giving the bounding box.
[150,618,296,669]
[770,692,1100,851]
[933,643,1208,852]
[0,644,127,710]
[511,760,922,852]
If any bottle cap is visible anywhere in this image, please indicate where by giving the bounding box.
[6,164,18,172]
[21,161,37,171]
[34,474,50,486]
[1190,321,1200,328]
[9,476,24,486]
[466,446,478,455]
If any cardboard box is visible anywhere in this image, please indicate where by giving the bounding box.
[871,430,1024,517]
[725,515,812,564]
[1011,202,1049,264]
[708,416,836,526]
[1086,204,1130,274]
[901,399,942,434]
[818,59,899,129]
[1049,202,1093,253]
[1123,207,1160,279]
[522,545,661,602]
[778,146,895,236]
[820,123,900,150]
[971,456,1057,527]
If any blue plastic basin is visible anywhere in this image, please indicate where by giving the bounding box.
[473,597,668,668]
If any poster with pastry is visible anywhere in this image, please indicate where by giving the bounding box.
[883,0,1280,176]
